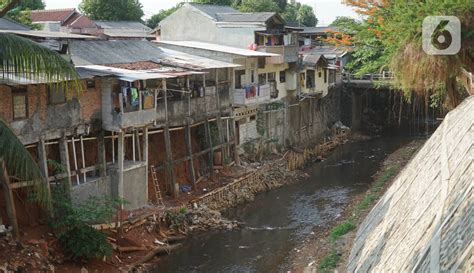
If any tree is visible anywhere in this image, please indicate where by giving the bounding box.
[79,0,144,21]
[146,3,183,29]
[330,16,359,34]
[296,4,316,27]
[341,0,473,108]
[238,0,280,13]
[0,0,44,28]
[281,2,318,27]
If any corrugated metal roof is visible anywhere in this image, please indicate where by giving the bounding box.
[69,40,240,69]
[187,3,237,20]
[215,12,276,23]
[0,29,98,39]
[0,18,30,31]
[302,54,328,66]
[94,21,152,38]
[156,40,280,57]
[300,26,338,34]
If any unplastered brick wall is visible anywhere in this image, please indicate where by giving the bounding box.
[80,79,102,121]
[1,80,103,143]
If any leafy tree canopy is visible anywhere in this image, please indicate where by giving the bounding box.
[238,0,280,13]
[79,0,144,21]
[332,0,474,108]
[281,2,317,27]
[0,0,44,29]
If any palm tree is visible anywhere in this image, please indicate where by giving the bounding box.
[1,11,80,238]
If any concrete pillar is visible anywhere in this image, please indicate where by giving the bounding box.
[59,137,72,187]
[164,125,178,197]
[37,138,51,198]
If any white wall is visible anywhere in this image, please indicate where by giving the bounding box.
[160,5,264,49]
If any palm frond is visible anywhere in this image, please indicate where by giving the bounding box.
[0,118,50,209]
[0,33,81,91]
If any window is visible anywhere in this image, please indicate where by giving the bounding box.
[235,70,245,89]
[86,79,95,89]
[12,87,28,120]
[279,71,286,83]
[258,73,267,85]
[268,72,276,82]
[251,70,255,83]
[48,84,66,105]
[324,69,327,83]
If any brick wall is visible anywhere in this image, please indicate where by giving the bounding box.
[80,79,102,121]
[1,79,103,143]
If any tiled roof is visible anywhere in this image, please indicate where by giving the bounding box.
[31,8,76,23]
[68,15,97,29]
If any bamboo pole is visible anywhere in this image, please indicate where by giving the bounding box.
[71,136,79,185]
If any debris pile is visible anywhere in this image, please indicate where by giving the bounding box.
[187,207,240,232]
[0,235,54,272]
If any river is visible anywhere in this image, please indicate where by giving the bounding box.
[154,136,411,273]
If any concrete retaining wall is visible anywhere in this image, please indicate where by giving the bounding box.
[347,96,474,272]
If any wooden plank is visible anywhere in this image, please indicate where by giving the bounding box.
[164,125,178,197]
[204,118,214,174]
[185,121,196,187]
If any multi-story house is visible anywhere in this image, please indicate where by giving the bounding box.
[158,3,304,145]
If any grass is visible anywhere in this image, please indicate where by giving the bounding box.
[372,166,398,192]
[319,251,341,272]
[330,220,356,242]
[355,193,378,211]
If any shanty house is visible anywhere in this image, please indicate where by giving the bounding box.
[69,40,240,207]
[299,54,337,97]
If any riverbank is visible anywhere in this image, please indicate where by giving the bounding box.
[0,132,350,273]
[290,138,425,273]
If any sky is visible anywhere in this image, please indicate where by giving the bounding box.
[43,0,358,26]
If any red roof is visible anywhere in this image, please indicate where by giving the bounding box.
[68,15,97,29]
[31,8,76,23]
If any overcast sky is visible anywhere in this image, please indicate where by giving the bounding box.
[43,0,358,26]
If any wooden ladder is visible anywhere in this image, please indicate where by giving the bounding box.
[150,165,164,207]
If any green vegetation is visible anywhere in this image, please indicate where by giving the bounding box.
[79,0,144,21]
[330,220,356,242]
[355,193,378,211]
[164,208,188,231]
[50,185,124,261]
[330,0,473,108]
[0,0,44,28]
[146,3,183,29]
[319,251,341,272]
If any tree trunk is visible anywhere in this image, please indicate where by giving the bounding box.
[0,160,19,239]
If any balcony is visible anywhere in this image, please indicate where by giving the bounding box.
[257,45,299,64]
[233,84,271,106]
[103,89,157,131]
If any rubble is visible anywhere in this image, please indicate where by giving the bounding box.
[187,206,241,232]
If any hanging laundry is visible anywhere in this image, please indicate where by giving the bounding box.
[131,88,139,100]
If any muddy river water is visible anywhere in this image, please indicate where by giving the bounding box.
[154,136,411,273]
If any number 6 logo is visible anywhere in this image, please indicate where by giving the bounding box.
[422,16,461,55]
